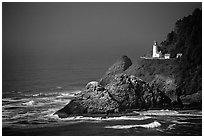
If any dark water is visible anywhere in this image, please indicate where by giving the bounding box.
[3,55,112,92]
[2,88,202,136]
[2,55,202,136]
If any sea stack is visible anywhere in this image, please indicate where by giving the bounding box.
[99,55,132,86]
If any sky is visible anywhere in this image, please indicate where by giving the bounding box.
[2,2,202,63]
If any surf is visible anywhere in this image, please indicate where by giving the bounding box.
[105,121,161,129]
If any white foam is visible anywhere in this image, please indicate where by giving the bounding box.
[57,86,62,89]
[56,93,75,98]
[51,114,152,122]
[171,120,192,124]
[167,124,176,130]
[10,112,36,120]
[105,121,161,129]
[176,113,202,117]
[57,90,82,98]
[3,98,26,103]
[2,105,27,109]
[32,93,42,97]
[22,100,35,106]
[137,110,202,117]
[47,113,60,120]
[52,99,71,105]
[30,92,61,97]
[137,110,179,116]
[103,116,152,121]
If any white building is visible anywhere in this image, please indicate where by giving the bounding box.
[164,54,170,59]
[152,41,162,58]
[176,53,182,58]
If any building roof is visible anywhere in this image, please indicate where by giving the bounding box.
[164,54,170,56]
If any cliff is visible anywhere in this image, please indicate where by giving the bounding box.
[99,55,132,86]
[103,8,201,108]
[159,8,202,95]
[128,8,201,94]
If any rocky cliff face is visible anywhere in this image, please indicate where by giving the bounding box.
[55,73,181,118]
[126,8,202,107]
[159,8,202,95]
[55,56,184,118]
[99,55,132,86]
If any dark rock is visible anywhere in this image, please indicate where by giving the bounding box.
[85,81,105,91]
[55,73,188,118]
[180,90,202,109]
[85,81,99,91]
[99,55,132,86]
[59,75,175,117]
[150,75,185,109]
[105,74,149,110]
[151,75,177,101]
[54,100,87,118]
[54,88,120,117]
[55,74,150,117]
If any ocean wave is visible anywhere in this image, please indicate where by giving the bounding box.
[103,116,152,121]
[31,90,81,98]
[105,121,161,129]
[58,90,82,97]
[49,114,152,122]
[2,110,14,118]
[56,93,76,98]
[47,113,103,121]
[136,110,202,117]
[137,110,202,117]
[41,108,62,117]
[10,112,37,120]
[176,113,202,117]
[3,97,71,112]
[137,110,179,116]
[167,124,176,130]
[171,120,194,124]
[22,100,35,106]
[3,90,79,107]
[2,98,26,103]
[31,92,59,97]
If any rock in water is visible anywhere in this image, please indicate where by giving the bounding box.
[55,73,190,118]
[54,87,120,117]
[105,73,149,110]
[54,74,160,118]
[99,55,132,86]
[54,100,87,118]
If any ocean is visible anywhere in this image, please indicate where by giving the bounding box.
[2,55,202,136]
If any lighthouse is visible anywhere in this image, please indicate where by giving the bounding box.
[152,41,161,58]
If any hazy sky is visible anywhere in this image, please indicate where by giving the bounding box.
[3,2,201,62]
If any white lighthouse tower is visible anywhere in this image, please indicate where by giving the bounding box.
[152,41,161,58]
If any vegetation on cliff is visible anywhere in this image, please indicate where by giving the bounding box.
[127,8,202,97]
[159,8,202,95]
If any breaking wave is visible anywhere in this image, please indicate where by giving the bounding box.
[105,121,161,129]
[2,90,79,126]
[136,110,202,117]
[136,110,179,116]
[48,114,152,121]
[22,100,35,106]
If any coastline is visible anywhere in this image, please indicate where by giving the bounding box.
[3,109,202,136]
